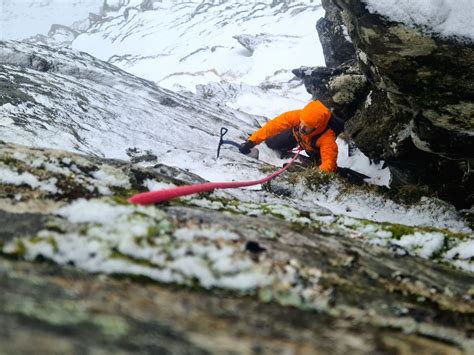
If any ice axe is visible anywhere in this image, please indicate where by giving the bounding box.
[216,127,259,159]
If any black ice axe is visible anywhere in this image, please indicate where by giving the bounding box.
[217,127,259,159]
[216,127,241,158]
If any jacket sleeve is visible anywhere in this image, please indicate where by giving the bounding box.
[317,130,338,173]
[248,110,301,145]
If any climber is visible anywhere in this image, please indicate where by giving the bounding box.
[239,100,340,173]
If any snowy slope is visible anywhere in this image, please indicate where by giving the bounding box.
[0,40,266,185]
[68,0,327,125]
[71,1,325,102]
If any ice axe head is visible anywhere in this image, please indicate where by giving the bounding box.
[217,127,229,158]
[216,127,242,158]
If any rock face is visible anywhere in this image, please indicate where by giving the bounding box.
[0,142,473,354]
[316,0,356,67]
[293,61,367,119]
[296,0,474,208]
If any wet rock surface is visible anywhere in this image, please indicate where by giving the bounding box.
[0,142,473,354]
[297,0,474,208]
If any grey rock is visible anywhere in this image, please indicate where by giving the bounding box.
[0,210,47,243]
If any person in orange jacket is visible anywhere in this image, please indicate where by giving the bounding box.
[239,100,338,173]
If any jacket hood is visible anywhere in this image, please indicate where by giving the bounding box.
[300,100,331,132]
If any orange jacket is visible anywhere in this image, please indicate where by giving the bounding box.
[248,100,338,173]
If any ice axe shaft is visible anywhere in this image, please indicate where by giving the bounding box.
[216,127,242,158]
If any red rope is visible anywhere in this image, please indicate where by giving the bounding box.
[128,148,301,205]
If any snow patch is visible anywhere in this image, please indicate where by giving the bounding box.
[0,163,59,194]
[392,232,445,258]
[446,240,474,260]
[56,199,133,224]
[92,167,131,189]
[143,179,176,191]
[363,0,474,41]
[364,91,373,108]
[337,138,391,187]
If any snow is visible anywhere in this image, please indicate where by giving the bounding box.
[0,164,41,187]
[363,0,474,41]
[445,240,474,260]
[71,1,325,111]
[56,199,130,224]
[336,138,391,187]
[143,179,175,191]
[292,180,470,233]
[170,256,217,288]
[219,272,272,291]
[364,91,373,108]
[392,232,445,258]
[92,168,132,189]
[174,227,240,241]
[0,163,58,193]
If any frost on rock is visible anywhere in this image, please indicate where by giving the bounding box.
[143,179,176,191]
[445,240,474,272]
[56,199,134,224]
[2,197,327,306]
[0,163,58,194]
[183,193,474,273]
[0,143,133,201]
[330,215,474,272]
[92,167,131,190]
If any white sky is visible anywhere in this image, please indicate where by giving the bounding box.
[0,0,101,40]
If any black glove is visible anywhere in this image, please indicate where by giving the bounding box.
[238,140,255,154]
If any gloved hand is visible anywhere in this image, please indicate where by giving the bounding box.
[238,140,256,154]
